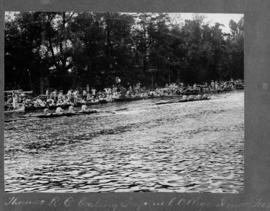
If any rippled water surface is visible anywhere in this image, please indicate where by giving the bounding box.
[5,91,244,193]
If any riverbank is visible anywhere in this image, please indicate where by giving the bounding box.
[5,80,244,113]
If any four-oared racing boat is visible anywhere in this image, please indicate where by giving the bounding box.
[155,95,211,105]
[36,110,98,118]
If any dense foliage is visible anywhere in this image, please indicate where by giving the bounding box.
[5,12,244,93]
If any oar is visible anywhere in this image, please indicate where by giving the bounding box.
[102,110,116,114]
[114,108,128,111]
[103,107,129,114]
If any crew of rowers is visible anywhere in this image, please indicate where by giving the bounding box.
[43,104,97,116]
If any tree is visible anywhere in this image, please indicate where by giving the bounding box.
[5,12,244,93]
[228,17,244,79]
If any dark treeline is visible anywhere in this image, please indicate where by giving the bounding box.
[5,12,244,94]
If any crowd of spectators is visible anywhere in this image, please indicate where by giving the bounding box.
[5,79,244,110]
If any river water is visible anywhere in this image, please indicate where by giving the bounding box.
[4,91,244,193]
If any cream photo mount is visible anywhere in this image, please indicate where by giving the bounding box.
[1,0,270,211]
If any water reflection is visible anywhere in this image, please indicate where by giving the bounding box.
[5,91,244,193]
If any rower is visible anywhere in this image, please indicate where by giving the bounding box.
[202,94,209,100]
[187,95,194,101]
[43,108,50,116]
[195,94,202,100]
[68,105,75,114]
[55,107,64,114]
[80,104,88,112]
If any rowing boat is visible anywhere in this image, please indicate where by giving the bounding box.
[36,110,98,118]
[25,104,71,112]
[37,112,77,118]
[155,96,210,105]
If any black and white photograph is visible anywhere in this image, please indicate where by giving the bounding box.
[4,11,244,193]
